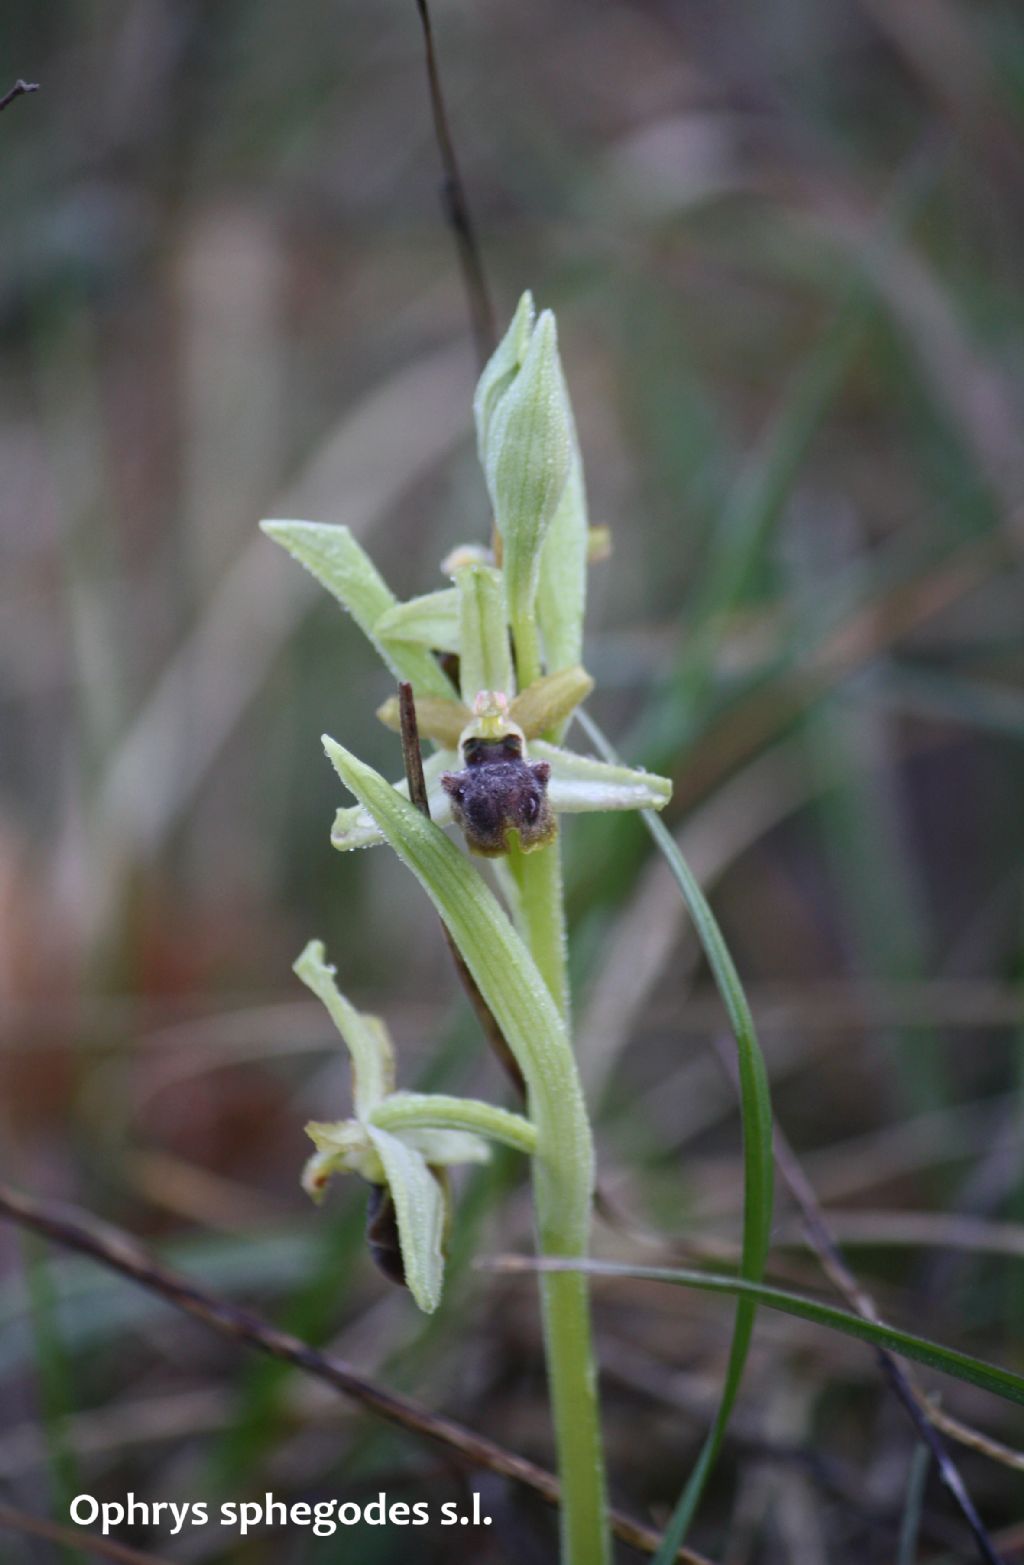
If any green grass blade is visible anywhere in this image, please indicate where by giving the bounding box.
[577,711,773,1560]
[517,1257,1024,1409]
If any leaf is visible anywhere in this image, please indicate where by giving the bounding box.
[517,1257,1024,1410]
[364,1125,447,1313]
[455,563,513,700]
[576,710,772,1560]
[376,589,461,653]
[533,741,672,813]
[293,941,394,1114]
[261,520,455,699]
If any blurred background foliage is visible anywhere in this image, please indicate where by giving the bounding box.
[1,0,1024,1560]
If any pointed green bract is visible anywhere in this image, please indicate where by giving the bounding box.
[537,446,588,679]
[261,520,455,699]
[473,289,535,465]
[480,312,574,686]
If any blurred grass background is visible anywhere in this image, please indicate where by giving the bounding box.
[2,0,1024,1559]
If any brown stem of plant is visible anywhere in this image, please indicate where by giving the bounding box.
[413,1,496,369]
[710,1037,1005,1565]
[397,681,526,1096]
[0,79,39,114]
[0,1187,708,1562]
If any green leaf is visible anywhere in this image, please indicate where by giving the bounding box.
[261,520,455,699]
[364,1124,447,1313]
[455,563,513,700]
[376,589,460,653]
[331,750,455,851]
[293,940,394,1115]
[519,1257,1024,1410]
[577,710,773,1560]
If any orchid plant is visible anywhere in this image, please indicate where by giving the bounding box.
[263,292,671,1565]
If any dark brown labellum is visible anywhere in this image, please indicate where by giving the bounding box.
[365,1181,406,1288]
[441,735,554,857]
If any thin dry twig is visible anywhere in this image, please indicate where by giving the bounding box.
[0,1182,709,1565]
[413,1,496,368]
[0,79,38,114]
[0,1503,172,1565]
[397,682,526,1095]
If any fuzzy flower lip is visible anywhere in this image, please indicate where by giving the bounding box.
[294,939,535,1312]
[331,673,672,856]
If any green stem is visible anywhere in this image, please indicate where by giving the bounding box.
[370,1092,537,1155]
[513,837,607,1565]
[506,836,570,1021]
[512,605,543,691]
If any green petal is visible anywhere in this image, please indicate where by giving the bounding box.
[261,520,455,700]
[455,562,513,701]
[302,1118,380,1198]
[509,666,594,740]
[376,589,460,653]
[532,740,672,813]
[365,1124,447,1313]
[293,941,394,1115]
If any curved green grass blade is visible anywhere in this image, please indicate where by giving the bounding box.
[577,710,773,1561]
[517,1257,1024,1410]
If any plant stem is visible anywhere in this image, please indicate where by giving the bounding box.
[506,835,570,1020]
[513,832,608,1564]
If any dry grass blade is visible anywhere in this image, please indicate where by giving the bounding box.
[0,1183,711,1565]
